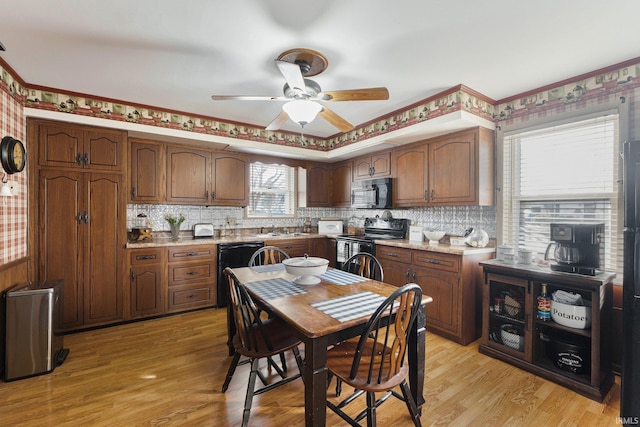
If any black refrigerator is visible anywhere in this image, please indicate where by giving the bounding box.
[622,140,640,419]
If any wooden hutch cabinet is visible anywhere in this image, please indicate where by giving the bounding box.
[33,119,127,331]
[479,260,615,402]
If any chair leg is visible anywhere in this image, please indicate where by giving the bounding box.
[336,378,343,396]
[366,391,376,427]
[279,352,288,372]
[241,358,260,427]
[399,380,423,427]
[222,351,242,392]
[292,346,305,384]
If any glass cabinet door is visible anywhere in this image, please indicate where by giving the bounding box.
[483,273,533,362]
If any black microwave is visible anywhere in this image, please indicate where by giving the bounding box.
[351,178,392,209]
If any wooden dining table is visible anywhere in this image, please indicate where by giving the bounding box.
[227,265,433,427]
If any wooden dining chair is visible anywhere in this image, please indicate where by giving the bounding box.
[248,246,290,266]
[341,252,384,282]
[326,283,423,427]
[222,267,305,427]
[331,251,385,396]
[248,245,291,370]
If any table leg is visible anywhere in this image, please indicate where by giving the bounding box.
[408,304,426,410]
[303,336,328,427]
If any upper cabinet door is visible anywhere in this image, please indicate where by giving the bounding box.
[332,161,352,207]
[392,144,429,207]
[84,129,126,171]
[305,162,332,207]
[129,139,166,203]
[166,145,211,204]
[352,151,391,181]
[428,127,494,206]
[38,123,85,169]
[211,153,249,206]
[37,121,125,171]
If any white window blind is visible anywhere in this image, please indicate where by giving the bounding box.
[502,114,621,275]
[247,162,296,218]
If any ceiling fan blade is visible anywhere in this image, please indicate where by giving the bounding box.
[275,60,307,94]
[265,110,290,131]
[211,95,287,101]
[318,106,354,132]
[318,87,389,102]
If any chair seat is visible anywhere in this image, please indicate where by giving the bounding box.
[233,318,302,359]
[327,339,409,393]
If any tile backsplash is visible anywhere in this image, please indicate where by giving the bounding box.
[127,204,496,238]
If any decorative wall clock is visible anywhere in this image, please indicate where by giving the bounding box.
[0,136,26,174]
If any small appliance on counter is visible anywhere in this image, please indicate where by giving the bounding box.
[318,219,343,235]
[193,223,215,239]
[544,223,603,275]
[409,225,424,242]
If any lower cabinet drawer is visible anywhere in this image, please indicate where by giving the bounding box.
[376,245,412,264]
[168,261,214,286]
[412,251,460,273]
[168,286,214,311]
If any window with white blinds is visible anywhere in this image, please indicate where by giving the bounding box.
[246,162,296,218]
[502,113,621,275]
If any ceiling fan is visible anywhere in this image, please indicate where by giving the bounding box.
[211,48,389,133]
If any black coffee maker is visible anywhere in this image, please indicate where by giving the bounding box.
[544,223,604,275]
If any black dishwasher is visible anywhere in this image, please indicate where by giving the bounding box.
[217,241,264,307]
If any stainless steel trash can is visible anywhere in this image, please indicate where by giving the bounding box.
[4,280,68,381]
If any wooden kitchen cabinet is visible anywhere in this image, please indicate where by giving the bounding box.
[166,145,211,204]
[392,144,429,207]
[166,145,249,206]
[352,151,391,181]
[308,237,330,259]
[167,245,217,312]
[392,127,494,207]
[377,243,492,345]
[305,162,332,207]
[331,160,352,207]
[129,248,166,318]
[479,260,615,401]
[427,127,494,205]
[38,169,125,330]
[129,138,166,203]
[37,120,125,171]
[211,152,249,206]
[266,238,309,258]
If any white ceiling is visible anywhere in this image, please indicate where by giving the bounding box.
[1,0,639,144]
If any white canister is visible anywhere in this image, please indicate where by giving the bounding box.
[496,245,514,261]
[517,250,534,265]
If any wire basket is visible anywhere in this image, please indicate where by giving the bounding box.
[503,293,523,319]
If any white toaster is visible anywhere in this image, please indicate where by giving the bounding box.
[193,223,215,238]
[318,220,344,235]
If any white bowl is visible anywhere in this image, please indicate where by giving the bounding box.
[282,255,329,285]
[424,230,445,243]
[551,300,591,329]
[500,324,524,351]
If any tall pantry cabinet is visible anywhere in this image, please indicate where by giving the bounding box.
[32,119,126,331]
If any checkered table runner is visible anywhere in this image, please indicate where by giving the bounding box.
[245,277,307,300]
[311,291,386,322]
[249,263,286,273]
[318,269,369,286]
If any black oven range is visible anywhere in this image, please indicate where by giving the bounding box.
[335,217,410,269]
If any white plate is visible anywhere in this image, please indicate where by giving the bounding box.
[292,275,321,285]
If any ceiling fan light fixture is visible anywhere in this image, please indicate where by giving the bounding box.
[282,100,322,127]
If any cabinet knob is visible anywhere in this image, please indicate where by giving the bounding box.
[430,189,435,200]
[76,153,83,165]
[211,191,215,200]
[131,187,137,198]
[186,271,198,276]
[130,270,136,281]
[186,252,199,257]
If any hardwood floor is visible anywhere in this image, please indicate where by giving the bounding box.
[0,308,621,426]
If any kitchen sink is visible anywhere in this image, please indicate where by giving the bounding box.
[252,232,309,238]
